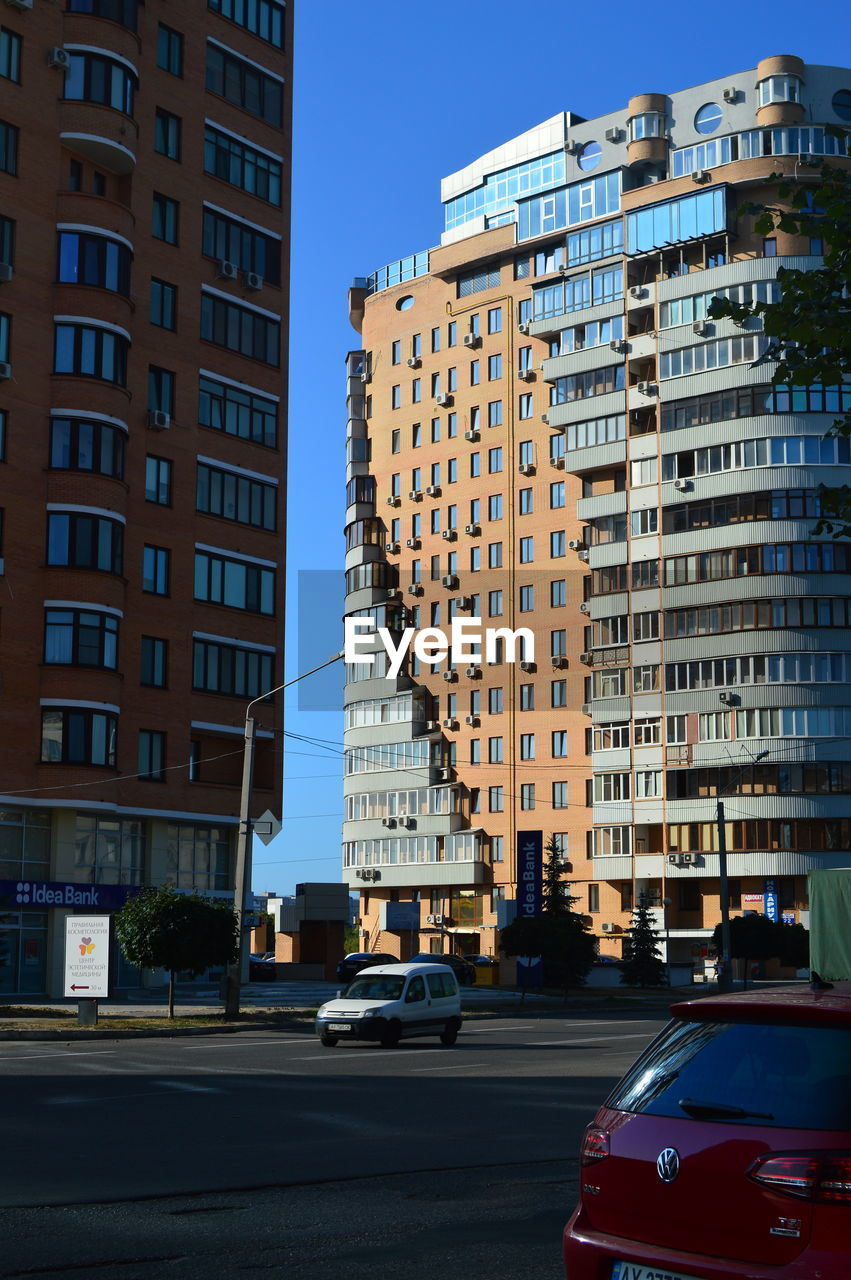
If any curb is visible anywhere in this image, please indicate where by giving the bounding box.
[0,1020,309,1042]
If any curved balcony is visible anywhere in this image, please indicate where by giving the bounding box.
[56,191,135,242]
[63,10,141,58]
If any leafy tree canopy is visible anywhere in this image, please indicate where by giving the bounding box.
[500,912,596,992]
[711,914,809,970]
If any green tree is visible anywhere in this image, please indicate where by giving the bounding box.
[500,912,596,995]
[113,885,238,1018]
[711,914,808,987]
[541,835,574,916]
[620,896,668,988]
[708,158,851,533]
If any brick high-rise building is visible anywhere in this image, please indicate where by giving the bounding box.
[343,57,851,977]
[0,0,291,995]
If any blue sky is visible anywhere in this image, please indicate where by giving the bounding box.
[253,0,851,894]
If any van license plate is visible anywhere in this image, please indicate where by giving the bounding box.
[328,1023,351,1031]
[612,1263,703,1280]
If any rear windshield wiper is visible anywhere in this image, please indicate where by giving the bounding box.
[678,1097,774,1121]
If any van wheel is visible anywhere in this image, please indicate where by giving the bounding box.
[380,1021,401,1048]
[440,1023,459,1046]
[320,1034,338,1047]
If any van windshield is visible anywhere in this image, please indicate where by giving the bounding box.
[344,975,405,1001]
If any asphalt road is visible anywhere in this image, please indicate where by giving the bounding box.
[0,1011,667,1279]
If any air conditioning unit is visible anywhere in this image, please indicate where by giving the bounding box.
[629,285,646,299]
[244,271,263,290]
[579,602,590,614]
[147,410,170,429]
[568,538,584,551]
[580,652,593,665]
[552,656,568,669]
[0,262,12,283]
[437,768,453,782]
[465,715,479,726]
[426,913,436,924]
[217,259,238,280]
[381,817,397,828]
[425,484,441,497]
[442,529,457,541]
[48,46,72,69]
[435,393,453,407]
[409,489,422,501]
[550,457,565,470]
[442,717,456,729]
[464,523,480,536]
[601,922,616,934]
[723,86,738,103]
[464,428,479,442]
[519,660,536,673]
[406,537,420,549]
[433,914,444,925]
[384,541,400,554]
[517,321,531,335]
[609,339,626,353]
[577,549,589,562]
[673,477,691,491]
[386,588,402,601]
[636,381,655,395]
[581,703,592,715]
[680,853,698,865]
[456,596,472,610]
[565,140,582,156]
[518,462,535,476]
[463,333,481,348]
[465,666,481,678]
[541,413,550,425]
[718,691,737,705]
[406,356,421,368]
[693,321,710,337]
[442,574,458,588]
[398,817,413,828]
[407,583,423,596]
[691,170,708,183]
[386,496,400,507]
[517,368,534,381]
[424,720,438,731]
[442,669,458,683]
[605,127,621,143]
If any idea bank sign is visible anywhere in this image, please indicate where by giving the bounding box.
[517,831,543,918]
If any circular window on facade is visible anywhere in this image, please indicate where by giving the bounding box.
[396,295,415,311]
[832,89,851,120]
[695,103,723,134]
[578,141,601,171]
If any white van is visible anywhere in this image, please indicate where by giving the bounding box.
[315,962,463,1048]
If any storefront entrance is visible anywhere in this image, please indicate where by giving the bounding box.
[0,910,48,995]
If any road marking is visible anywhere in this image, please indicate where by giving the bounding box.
[410,1062,485,1072]
[527,1032,652,1047]
[0,1049,118,1062]
[158,1080,222,1093]
[297,1046,451,1062]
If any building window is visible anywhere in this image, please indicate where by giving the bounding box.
[40,707,117,767]
[196,460,276,530]
[487,307,502,334]
[0,27,21,83]
[53,321,128,385]
[0,120,17,176]
[763,238,778,257]
[521,783,535,810]
[552,781,568,809]
[489,447,503,474]
[148,366,175,414]
[140,636,167,688]
[200,291,280,365]
[488,785,504,812]
[194,548,275,614]
[520,683,534,711]
[552,731,568,758]
[64,50,136,114]
[138,730,165,781]
[488,354,502,380]
[44,608,119,669]
[588,883,600,913]
[157,22,183,74]
[205,41,282,126]
[49,416,125,480]
[192,637,274,697]
[208,0,285,48]
[75,813,143,885]
[167,822,231,890]
[150,278,177,330]
[142,545,170,595]
[520,733,535,760]
[488,737,503,764]
[552,680,567,708]
[46,511,123,574]
[152,193,179,244]
[201,207,281,285]
[551,579,566,608]
[488,400,503,427]
[198,373,278,447]
[145,455,172,505]
[519,584,534,612]
[488,494,503,520]
[203,123,282,206]
[154,108,182,160]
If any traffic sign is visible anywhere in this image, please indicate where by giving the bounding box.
[253,809,282,846]
[64,915,110,999]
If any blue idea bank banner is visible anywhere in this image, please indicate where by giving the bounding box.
[516,831,543,917]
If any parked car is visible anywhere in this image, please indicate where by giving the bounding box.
[563,983,851,1280]
[248,954,276,981]
[463,953,499,967]
[409,952,476,986]
[335,951,396,984]
[316,962,462,1048]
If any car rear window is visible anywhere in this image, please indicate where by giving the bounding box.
[608,1018,851,1130]
[427,972,457,999]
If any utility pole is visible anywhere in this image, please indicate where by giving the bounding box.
[223,650,344,1020]
[715,749,769,993]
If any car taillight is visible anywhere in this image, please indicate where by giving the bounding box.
[580,1126,610,1166]
[749,1151,851,1203]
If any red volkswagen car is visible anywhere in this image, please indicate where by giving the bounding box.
[563,984,851,1279]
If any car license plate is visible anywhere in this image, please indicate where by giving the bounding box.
[612,1263,704,1280]
[327,1023,351,1031]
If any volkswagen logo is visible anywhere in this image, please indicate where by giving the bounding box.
[656,1147,680,1182]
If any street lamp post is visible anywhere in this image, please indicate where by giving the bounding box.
[223,649,344,1019]
[716,749,769,992]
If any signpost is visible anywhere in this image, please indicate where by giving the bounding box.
[64,915,110,1026]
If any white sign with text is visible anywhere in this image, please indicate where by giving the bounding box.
[64,915,111,998]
